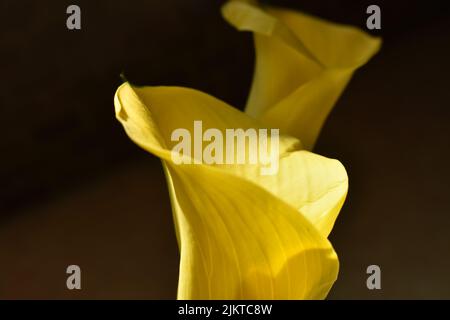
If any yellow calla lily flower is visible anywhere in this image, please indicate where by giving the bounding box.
[115,84,344,299]
[114,1,380,299]
[222,0,381,150]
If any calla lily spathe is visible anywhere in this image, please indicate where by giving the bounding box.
[114,0,380,299]
[222,0,381,150]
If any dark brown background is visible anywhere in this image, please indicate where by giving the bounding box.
[1,0,450,299]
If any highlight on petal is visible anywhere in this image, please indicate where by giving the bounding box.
[167,162,338,299]
[232,149,347,237]
[114,82,346,298]
[115,82,347,236]
[222,0,381,149]
[114,81,298,158]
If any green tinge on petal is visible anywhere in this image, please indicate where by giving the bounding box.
[114,83,345,299]
[222,0,381,150]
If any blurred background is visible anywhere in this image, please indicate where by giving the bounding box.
[1,0,450,299]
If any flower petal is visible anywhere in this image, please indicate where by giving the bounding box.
[115,83,347,236]
[231,150,347,237]
[114,82,343,298]
[222,0,381,149]
[166,161,339,299]
[114,82,297,156]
